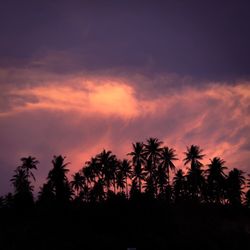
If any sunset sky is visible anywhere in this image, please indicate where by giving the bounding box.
[0,0,250,195]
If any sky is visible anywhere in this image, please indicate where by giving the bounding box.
[0,0,250,195]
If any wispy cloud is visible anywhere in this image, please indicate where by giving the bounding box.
[0,68,250,194]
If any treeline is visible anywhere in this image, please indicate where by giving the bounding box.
[1,137,250,209]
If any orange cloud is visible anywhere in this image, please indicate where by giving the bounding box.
[5,80,141,119]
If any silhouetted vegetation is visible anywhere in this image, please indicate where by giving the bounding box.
[1,138,250,250]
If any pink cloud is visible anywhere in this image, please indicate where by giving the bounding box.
[0,69,250,194]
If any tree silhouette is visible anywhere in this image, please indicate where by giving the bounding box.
[10,167,34,208]
[143,138,163,195]
[184,145,205,200]
[10,156,38,208]
[71,172,85,197]
[115,161,126,194]
[19,156,39,181]
[84,157,101,184]
[47,155,71,204]
[206,157,227,204]
[96,149,117,193]
[119,159,132,198]
[157,146,178,195]
[226,168,245,206]
[128,142,145,193]
[82,164,95,189]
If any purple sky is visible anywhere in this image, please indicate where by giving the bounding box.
[0,0,250,195]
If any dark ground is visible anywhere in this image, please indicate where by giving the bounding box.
[0,201,250,250]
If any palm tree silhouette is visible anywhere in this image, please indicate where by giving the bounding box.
[85,157,101,183]
[19,156,39,181]
[96,149,117,193]
[11,168,30,193]
[206,157,227,204]
[10,167,34,207]
[226,168,245,206]
[128,142,145,193]
[47,155,71,203]
[82,164,95,189]
[158,146,178,194]
[183,145,205,170]
[116,168,126,193]
[184,145,205,199]
[143,138,163,176]
[70,172,85,197]
[144,138,163,197]
[119,159,132,198]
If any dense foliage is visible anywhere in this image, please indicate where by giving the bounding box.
[1,138,249,208]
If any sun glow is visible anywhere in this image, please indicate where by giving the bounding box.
[7,80,141,119]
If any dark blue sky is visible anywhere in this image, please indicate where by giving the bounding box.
[1,0,250,79]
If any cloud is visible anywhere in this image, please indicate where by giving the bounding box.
[0,68,250,195]
[5,81,139,118]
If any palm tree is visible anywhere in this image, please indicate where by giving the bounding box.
[206,157,227,204]
[119,159,132,198]
[184,145,205,199]
[143,137,163,177]
[96,149,117,193]
[82,164,95,189]
[10,167,34,207]
[144,138,163,197]
[128,142,145,193]
[85,157,101,183]
[184,145,205,170]
[116,168,126,193]
[71,172,85,196]
[226,168,245,206]
[47,155,70,203]
[19,156,39,181]
[156,147,178,200]
[159,147,178,188]
[11,168,30,193]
